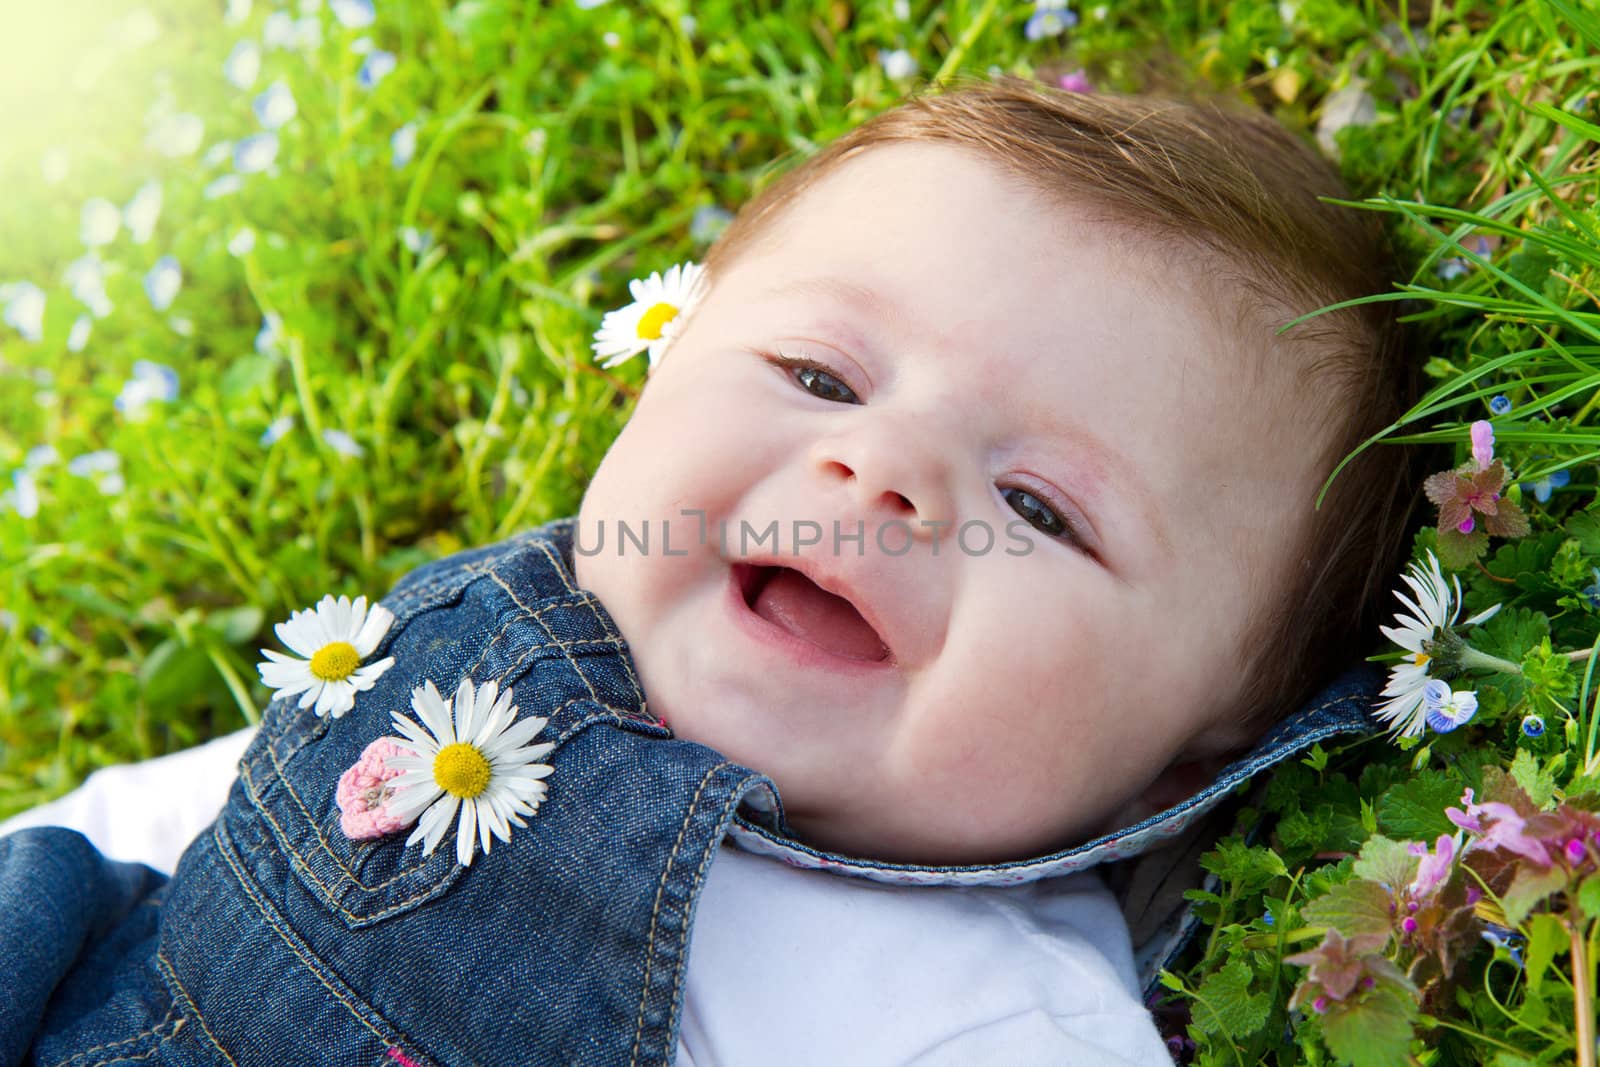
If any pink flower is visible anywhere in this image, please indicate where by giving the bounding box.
[1409,833,1456,898]
[1057,69,1093,93]
[336,737,411,839]
[1471,420,1494,470]
[1449,788,1552,867]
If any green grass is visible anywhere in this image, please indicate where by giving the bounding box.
[3,0,1598,1060]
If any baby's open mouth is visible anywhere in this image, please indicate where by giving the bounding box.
[734,563,891,663]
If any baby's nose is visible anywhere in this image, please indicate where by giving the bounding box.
[809,431,956,539]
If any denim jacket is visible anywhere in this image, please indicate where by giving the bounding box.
[0,517,1380,1067]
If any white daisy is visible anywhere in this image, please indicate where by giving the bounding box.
[381,678,555,866]
[1373,551,1499,737]
[591,261,706,369]
[257,594,395,717]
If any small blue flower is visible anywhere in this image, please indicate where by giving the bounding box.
[330,0,375,27]
[1,281,46,342]
[399,227,436,255]
[234,132,280,174]
[1423,678,1477,734]
[1436,257,1470,280]
[124,180,163,245]
[358,50,397,89]
[1489,394,1511,415]
[391,122,417,168]
[253,80,298,129]
[1024,4,1078,40]
[63,253,111,317]
[24,445,59,470]
[225,38,262,89]
[256,312,284,355]
[690,204,733,244]
[146,113,205,158]
[260,415,296,446]
[1524,468,1571,504]
[204,174,244,200]
[322,428,365,458]
[1482,923,1525,968]
[1522,714,1545,739]
[263,10,297,48]
[67,450,120,477]
[116,361,180,419]
[81,198,121,247]
[1261,911,1274,926]
[879,48,915,79]
[228,227,257,257]
[67,316,92,353]
[144,256,182,312]
[9,470,40,519]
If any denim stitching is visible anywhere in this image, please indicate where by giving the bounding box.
[43,1007,180,1067]
[243,772,450,922]
[664,775,763,1041]
[209,821,433,1059]
[154,951,242,1067]
[259,733,438,892]
[629,761,731,1067]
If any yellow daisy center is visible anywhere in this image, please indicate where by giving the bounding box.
[434,742,492,798]
[1413,652,1430,667]
[309,641,361,681]
[636,302,679,341]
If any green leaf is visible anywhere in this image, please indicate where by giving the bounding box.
[1523,912,1566,996]
[1509,748,1557,809]
[1579,874,1600,921]
[1376,770,1465,839]
[1473,607,1552,666]
[1199,838,1289,893]
[1303,879,1394,941]
[1351,836,1418,892]
[1501,864,1568,927]
[1566,510,1600,557]
[1302,743,1330,772]
[1318,985,1419,1067]
[1191,957,1270,1041]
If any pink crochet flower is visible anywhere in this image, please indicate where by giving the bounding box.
[336,737,411,840]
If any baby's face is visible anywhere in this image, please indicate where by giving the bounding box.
[576,143,1325,864]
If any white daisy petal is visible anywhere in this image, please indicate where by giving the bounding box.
[354,602,395,655]
[383,679,555,865]
[1372,551,1503,738]
[457,798,478,866]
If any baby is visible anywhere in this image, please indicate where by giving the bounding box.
[0,77,1416,1065]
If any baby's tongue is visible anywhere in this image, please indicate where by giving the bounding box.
[751,568,889,662]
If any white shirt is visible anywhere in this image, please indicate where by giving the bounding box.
[0,731,1170,1065]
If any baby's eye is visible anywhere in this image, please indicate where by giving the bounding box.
[767,352,861,405]
[1002,486,1078,545]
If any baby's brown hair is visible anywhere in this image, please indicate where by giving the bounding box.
[700,75,1425,736]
